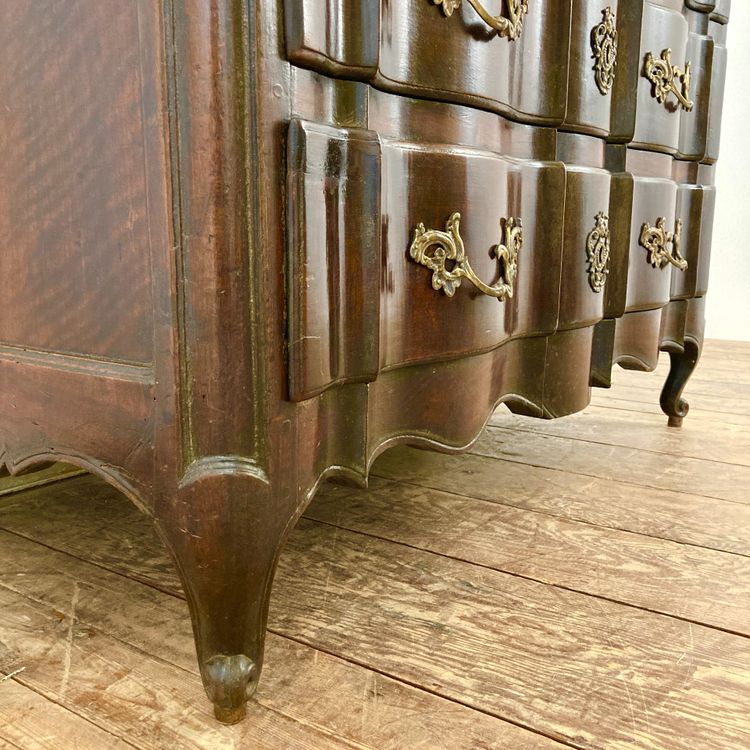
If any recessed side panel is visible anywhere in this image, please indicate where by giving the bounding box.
[0,1,167,364]
[287,119,382,402]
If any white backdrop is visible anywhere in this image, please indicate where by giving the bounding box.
[705,5,750,341]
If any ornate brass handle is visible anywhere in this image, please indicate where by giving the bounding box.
[639,218,688,271]
[409,212,521,300]
[433,0,529,41]
[644,49,694,112]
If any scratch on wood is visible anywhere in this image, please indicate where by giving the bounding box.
[59,581,79,699]
[0,666,26,682]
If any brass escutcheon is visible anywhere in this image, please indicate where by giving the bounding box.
[592,7,618,95]
[586,212,611,293]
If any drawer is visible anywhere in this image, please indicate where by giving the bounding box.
[671,183,715,299]
[556,159,612,330]
[686,0,731,23]
[563,2,644,139]
[632,2,707,156]
[287,119,382,402]
[286,116,566,398]
[285,0,572,125]
[704,20,728,163]
[676,13,713,160]
[625,159,679,312]
[380,140,565,368]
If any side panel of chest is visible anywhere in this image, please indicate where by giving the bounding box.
[0,1,169,365]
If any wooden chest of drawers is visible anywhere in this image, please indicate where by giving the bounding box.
[0,0,730,723]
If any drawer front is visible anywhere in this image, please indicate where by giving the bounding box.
[625,175,679,311]
[676,23,713,160]
[671,183,715,299]
[286,0,572,125]
[380,142,565,368]
[287,119,382,402]
[564,2,647,140]
[704,20,728,162]
[632,3,692,155]
[558,166,612,330]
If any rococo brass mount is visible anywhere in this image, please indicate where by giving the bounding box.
[591,7,618,95]
[586,212,611,293]
[644,48,694,112]
[433,0,529,41]
[409,212,522,300]
[640,218,688,271]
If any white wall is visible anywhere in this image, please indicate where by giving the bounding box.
[705,5,750,341]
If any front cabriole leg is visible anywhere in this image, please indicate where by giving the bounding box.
[154,464,297,723]
[660,338,701,428]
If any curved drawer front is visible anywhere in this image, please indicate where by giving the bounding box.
[564,1,647,139]
[557,165,612,330]
[625,174,679,312]
[671,183,715,299]
[380,141,565,368]
[632,3,692,155]
[676,23,713,160]
[378,0,571,124]
[704,20,727,163]
[287,119,382,402]
[285,0,572,125]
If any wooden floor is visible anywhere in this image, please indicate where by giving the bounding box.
[1,339,750,750]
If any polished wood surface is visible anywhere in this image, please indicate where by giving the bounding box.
[1,341,749,748]
[0,0,730,724]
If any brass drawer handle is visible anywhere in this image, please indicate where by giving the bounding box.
[640,218,688,271]
[592,7,618,96]
[433,0,529,41]
[410,212,522,300]
[644,49,694,112]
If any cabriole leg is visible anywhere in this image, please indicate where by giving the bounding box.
[660,338,701,428]
[155,471,296,723]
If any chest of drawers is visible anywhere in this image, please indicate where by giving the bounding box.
[0,0,730,723]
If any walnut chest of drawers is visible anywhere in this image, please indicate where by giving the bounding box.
[0,0,730,723]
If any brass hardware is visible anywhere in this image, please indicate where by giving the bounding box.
[432,0,529,41]
[644,49,694,112]
[591,7,618,96]
[409,212,521,300]
[586,212,611,293]
[639,218,688,271]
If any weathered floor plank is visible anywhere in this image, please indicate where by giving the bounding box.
[469,426,750,504]
[306,479,750,635]
[0,678,136,750]
[0,525,562,750]
[488,408,750,466]
[2,481,750,750]
[373,447,750,556]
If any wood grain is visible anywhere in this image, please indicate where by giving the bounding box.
[306,479,750,635]
[2,475,750,749]
[0,678,135,750]
[373,447,750,556]
[0,526,565,750]
[470,426,750,504]
[488,409,750,465]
